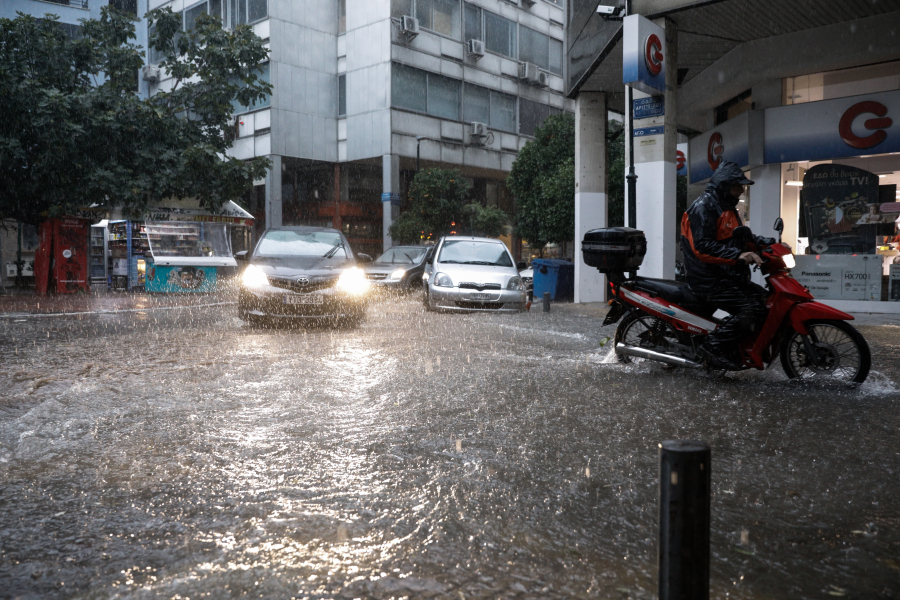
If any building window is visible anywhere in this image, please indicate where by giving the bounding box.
[464,83,516,132]
[338,74,346,117]
[783,60,900,106]
[184,1,208,31]
[338,0,346,33]
[230,62,271,114]
[484,11,516,59]
[519,26,562,75]
[392,0,460,38]
[519,97,561,137]
[714,90,752,125]
[463,2,481,41]
[109,0,138,16]
[392,63,460,121]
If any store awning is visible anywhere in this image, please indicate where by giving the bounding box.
[144,199,254,226]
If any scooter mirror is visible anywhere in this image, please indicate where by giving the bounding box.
[774,217,784,234]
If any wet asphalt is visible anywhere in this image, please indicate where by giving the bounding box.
[0,290,898,599]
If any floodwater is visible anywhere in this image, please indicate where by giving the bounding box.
[0,293,898,599]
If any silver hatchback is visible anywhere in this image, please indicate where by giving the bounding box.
[423,236,527,312]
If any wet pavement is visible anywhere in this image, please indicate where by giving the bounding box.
[0,290,898,599]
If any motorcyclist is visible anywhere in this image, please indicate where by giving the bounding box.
[680,161,775,369]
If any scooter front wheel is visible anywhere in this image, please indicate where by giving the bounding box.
[613,312,682,365]
[780,319,871,384]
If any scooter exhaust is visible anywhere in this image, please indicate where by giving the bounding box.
[615,343,703,369]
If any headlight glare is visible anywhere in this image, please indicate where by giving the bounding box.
[337,267,370,295]
[390,268,406,281]
[783,253,796,269]
[507,276,524,291]
[241,264,269,287]
[434,272,453,287]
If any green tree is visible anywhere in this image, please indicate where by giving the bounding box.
[607,120,626,227]
[389,168,506,244]
[0,7,271,225]
[507,113,575,254]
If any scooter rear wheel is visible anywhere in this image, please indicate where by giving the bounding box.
[780,319,871,384]
[613,312,683,364]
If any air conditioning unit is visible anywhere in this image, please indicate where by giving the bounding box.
[518,62,548,87]
[400,15,419,39]
[466,39,485,59]
[520,0,537,7]
[469,122,488,145]
[141,64,160,83]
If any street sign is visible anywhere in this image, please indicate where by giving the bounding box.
[633,126,664,137]
[381,192,400,206]
[634,96,665,119]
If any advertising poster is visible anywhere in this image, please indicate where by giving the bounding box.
[800,164,885,254]
[793,255,882,301]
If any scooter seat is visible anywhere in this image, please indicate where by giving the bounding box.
[632,277,711,314]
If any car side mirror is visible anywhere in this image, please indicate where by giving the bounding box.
[516,261,526,271]
[234,251,248,261]
[357,253,373,264]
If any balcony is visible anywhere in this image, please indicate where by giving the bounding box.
[42,0,89,9]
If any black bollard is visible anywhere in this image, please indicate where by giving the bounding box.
[659,440,711,600]
[542,292,551,312]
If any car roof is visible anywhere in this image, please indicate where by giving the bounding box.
[264,226,342,234]
[439,236,505,244]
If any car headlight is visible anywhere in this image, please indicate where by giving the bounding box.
[507,276,524,291]
[433,272,453,287]
[241,264,269,287]
[390,268,406,281]
[783,253,795,269]
[337,267,370,295]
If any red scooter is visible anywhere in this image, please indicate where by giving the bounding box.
[584,219,871,383]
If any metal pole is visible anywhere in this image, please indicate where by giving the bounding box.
[659,440,711,600]
[542,291,551,312]
[625,0,637,230]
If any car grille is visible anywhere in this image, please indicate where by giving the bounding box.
[366,273,387,280]
[456,301,504,310]
[269,276,337,293]
[459,282,502,291]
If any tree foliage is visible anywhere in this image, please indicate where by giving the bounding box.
[507,113,576,251]
[389,168,506,245]
[0,8,271,225]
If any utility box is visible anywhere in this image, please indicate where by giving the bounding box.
[532,259,574,301]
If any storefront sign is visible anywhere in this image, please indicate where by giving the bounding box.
[633,96,665,119]
[688,112,750,183]
[144,200,254,225]
[793,254,882,301]
[676,143,688,177]
[765,89,900,164]
[623,15,666,95]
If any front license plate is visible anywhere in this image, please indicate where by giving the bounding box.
[283,294,324,305]
[470,293,493,301]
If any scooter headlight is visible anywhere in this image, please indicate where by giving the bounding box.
[783,253,795,269]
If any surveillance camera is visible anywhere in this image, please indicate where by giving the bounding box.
[596,5,617,14]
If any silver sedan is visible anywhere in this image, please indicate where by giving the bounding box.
[423,236,527,312]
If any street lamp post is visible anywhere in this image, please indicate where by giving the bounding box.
[625,0,637,230]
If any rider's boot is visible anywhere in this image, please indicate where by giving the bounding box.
[697,340,742,370]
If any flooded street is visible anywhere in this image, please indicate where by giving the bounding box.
[0,294,898,599]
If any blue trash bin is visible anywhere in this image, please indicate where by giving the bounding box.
[532,259,574,301]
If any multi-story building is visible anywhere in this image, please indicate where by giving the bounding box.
[143,0,573,257]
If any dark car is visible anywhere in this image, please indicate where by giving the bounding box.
[364,245,429,291]
[237,226,373,325]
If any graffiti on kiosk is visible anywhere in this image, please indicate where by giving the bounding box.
[644,33,663,76]
[839,101,892,150]
[707,132,724,171]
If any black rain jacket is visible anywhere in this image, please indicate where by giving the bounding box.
[680,162,772,293]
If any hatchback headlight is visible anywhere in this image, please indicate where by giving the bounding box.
[241,264,269,287]
[337,267,370,295]
[783,253,795,269]
[390,268,406,281]
[433,272,453,287]
[507,276,524,291]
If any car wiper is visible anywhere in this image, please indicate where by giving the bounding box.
[462,260,498,265]
[439,260,463,264]
[323,242,343,258]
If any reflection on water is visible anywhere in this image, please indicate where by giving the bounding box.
[0,298,897,599]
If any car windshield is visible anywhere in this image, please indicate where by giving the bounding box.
[437,240,513,267]
[255,230,347,258]
[374,247,427,265]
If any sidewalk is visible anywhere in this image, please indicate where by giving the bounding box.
[0,288,236,318]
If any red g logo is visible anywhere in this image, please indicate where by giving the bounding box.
[707,132,724,171]
[644,34,663,76]
[676,150,686,171]
[839,101,892,149]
